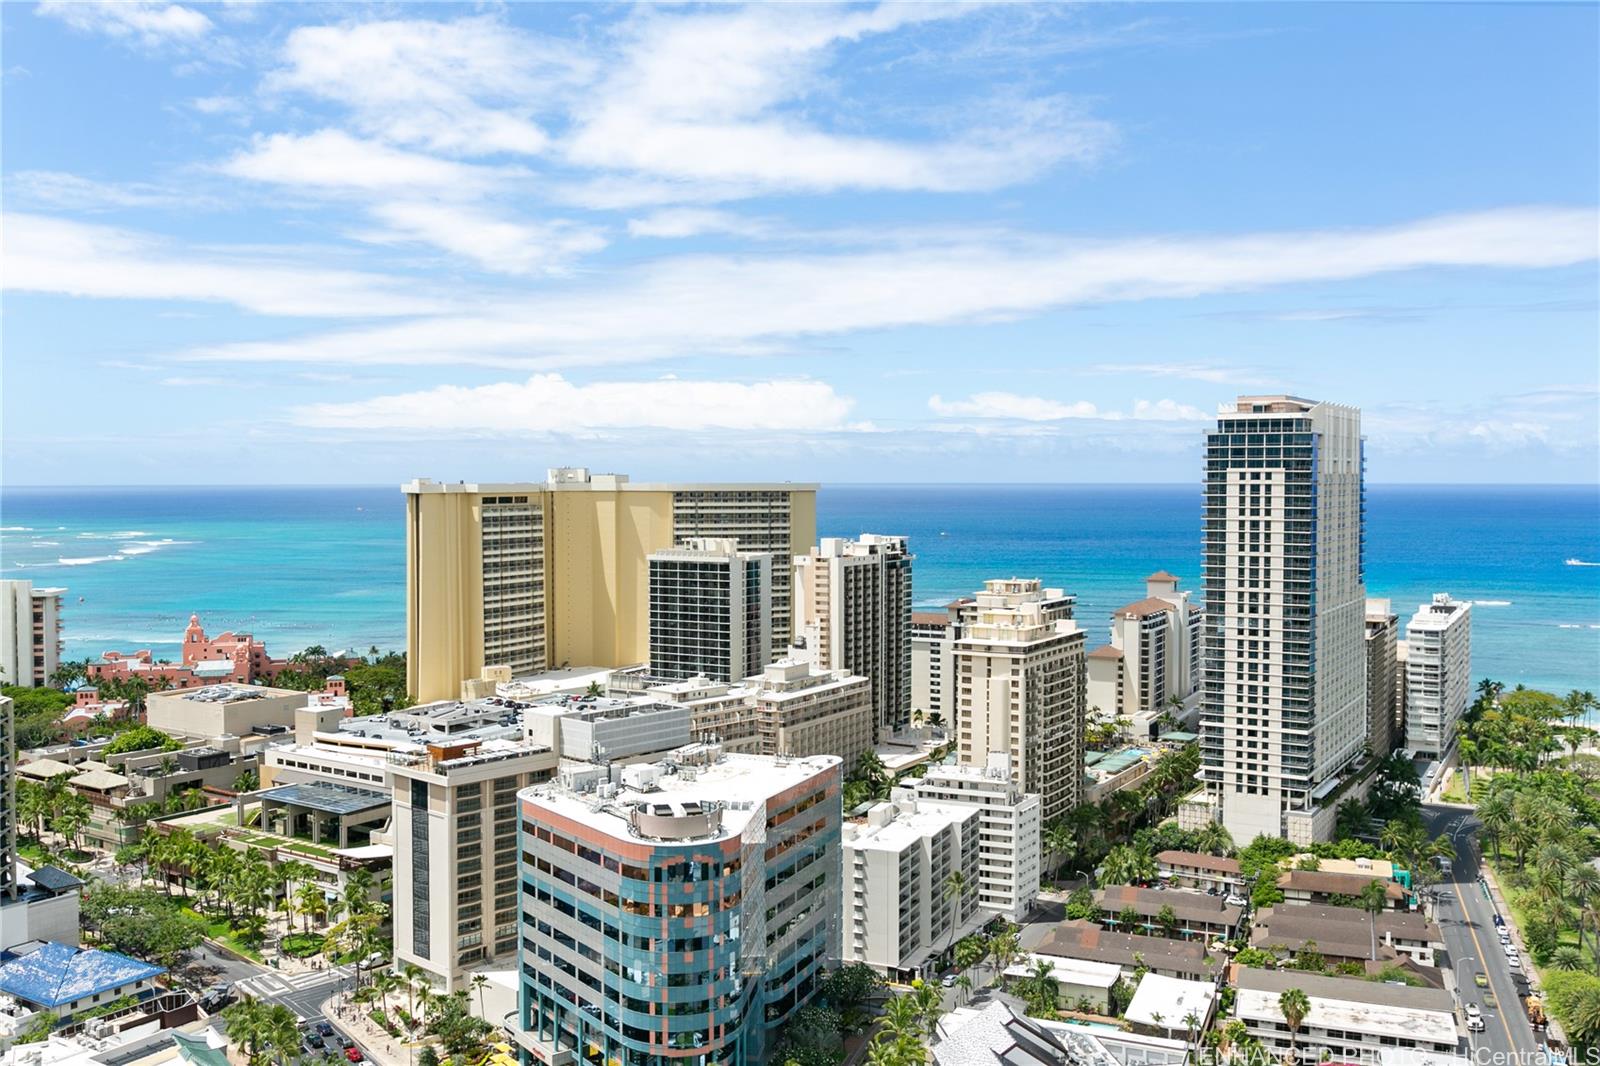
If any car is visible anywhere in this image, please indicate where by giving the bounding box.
[1467,1016,1486,1032]
[940,974,957,988]
[1494,914,1506,927]
[316,1022,335,1038]
[303,1036,325,1052]
[358,952,387,970]
[1508,956,1522,969]
[1484,991,1498,1010]
[1225,895,1247,908]
[1475,973,1489,988]
[345,1048,363,1063]
[335,1037,355,1051]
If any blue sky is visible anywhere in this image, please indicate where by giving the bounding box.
[3,1,1596,485]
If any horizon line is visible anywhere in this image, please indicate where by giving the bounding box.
[2,481,1599,491]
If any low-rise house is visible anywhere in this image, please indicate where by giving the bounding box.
[0,943,164,1020]
[1123,973,1217,1039]
[1155,850,1244,894]
[932,1000,1077,1066]
[1034,921,1220,982]
[1094,885,1242,940]
[1277,869,1407,909]
[1000,954,1121,1012]
[1231,967,1461,1061]
[1251,903,1444,966]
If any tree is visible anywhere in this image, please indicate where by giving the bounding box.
[1118,905,1142,934]
[1022,958,1059,1019]
[943,869,970,957]
[223,999,299,1066]
[471,972,490,1021]
[1278,988,1311,1066]
[105,725,179,756]
[819,961,883,1014]
[1356,879,1390,961]
[1100,843,1155,886]
[990,923,1021,984]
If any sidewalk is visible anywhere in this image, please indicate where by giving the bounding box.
[324,993,426,1066]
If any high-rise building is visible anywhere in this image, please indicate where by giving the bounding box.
[403,471,816,702]
[1364,599,1399,757]
[515,747,841,1066]
[1402,594,1473,758]
[952,579,1087,824]
[842,798,981,978]
[1085,571,1204,731]
[751,659,874,769]
[899,753,1042,923]
[794,535,913,737]
[648,538,772,682]
[1199,396,1367,842]
[0,581,65,689]
[910,607,957,727]
[1,696,15,901]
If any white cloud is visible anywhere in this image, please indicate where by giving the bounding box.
[928,393,1209,422]
[36,0,211,48]
[360,201,606,277]
[265,16,588,156]
[1087,361,1274,386]
[4,213,454,318]
[159,376,231,387]
[8,170,197,211]
[218,129,516,194]
[627,209,775,240]
[564,4,1112,198]
[178,205,1600,367]
[292,374,857,434]
[191,95,243,115]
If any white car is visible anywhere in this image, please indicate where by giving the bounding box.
[1225,895,1247,908]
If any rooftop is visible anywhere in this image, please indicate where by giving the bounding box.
[1035,921,1217,974]
[1124,973,1216,1030]
[1156,850,1242,875]
[1095,885,1241,927]
[1086,646,1123,661]
[0,943,165,1008]
[845,802,975,853]
[26,866,85,894]
[932,1000,1075,1066]
[522,750,841,845]
[1278,868,1406,900]
[172,685,288,704]
[257,780,390,816]
[1233,967,1457,1043]
[1001,953,1121,991]
[1251,903,1442,958]
[1116,597,1181,619]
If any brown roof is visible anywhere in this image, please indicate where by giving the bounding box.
[1116,596,1180,619]
[1156,850,1242,875]
[1277,869,1406,900]
[945,597,974,610]
[911,611,948,627]
[1095,885,1242,925]
[1086,645,1124,661]
[1036,921,1218,975]
[1147,571,1180,583]
[1251,903,1442,960]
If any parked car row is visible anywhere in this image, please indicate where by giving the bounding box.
[300,1019,363,1062]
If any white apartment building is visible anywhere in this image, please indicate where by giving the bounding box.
[0,581,65,689]
[1232,968,1461,1062]
[1199,396,1368,843]
[523,695,692,764]
[953,579,1087,824]
[648,538,773,682]
[794,535,914,738]
[1403,594,1472,758]
[1085,571,1204,732]
[1365,599,1399,756]
[843,797,982,979]
[899,753,1042,923]
[642,674,765,753]
[911,607,957,726]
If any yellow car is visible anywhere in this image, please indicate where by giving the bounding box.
[1475,973,1488,988]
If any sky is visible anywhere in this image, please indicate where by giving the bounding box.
[3,1,1597,486]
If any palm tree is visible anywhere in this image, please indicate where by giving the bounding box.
[990,924,1020,986]
[1278,988,1310,1066]
[1356,879,1389,961]
[1025,959,1058,1019]
[1044,821,1077,881]
[1183,1011,1202,1058]
[1197,820,1235,857]
[1478,792,1512,861]
[1552,945,1587,971]
[943,869,970,958]
[471,973,490,1020]
[880,995,924,1044]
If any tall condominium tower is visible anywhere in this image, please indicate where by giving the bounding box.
[1403,594,1472,758]
[0,581,65,689]
[1085,571,1205,728]
[1199,396,1366,842]
[647,538,773,682]
[794,534,913,738]
[404,470,816,702]
[952,579,1086,823]
[515,748,841,1066]
[1364,599,1400,757]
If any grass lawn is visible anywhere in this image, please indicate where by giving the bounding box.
[1484,854,1593,979]
[182,906,265,963]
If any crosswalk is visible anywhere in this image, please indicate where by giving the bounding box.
[235,966,352,1018]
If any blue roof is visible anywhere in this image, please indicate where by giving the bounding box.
[0,943,165,1008]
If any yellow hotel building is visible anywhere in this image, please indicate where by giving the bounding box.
[404,469,818,702]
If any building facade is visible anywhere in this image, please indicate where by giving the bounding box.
[751,660,874,770]
[900,753,1042,923]
[842,799,981,979]
[910,608,956,727]
[1199,396,1367,842]
[404,472,816,702]
[952,579,1087,823]
[1364,599,1399,757]
[1232,968,1460,1062]
[794,535,913,738]
[648,539,772,683]
[1402,595,1472,758]
[0,581,64,689]
[1085,571,1204,727]
[515,748,842,1066]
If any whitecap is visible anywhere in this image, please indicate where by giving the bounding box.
[0,526,33,532]
[1558,624,1581,629]
[58,554,127,566]
[1565,558,1600,567]
[1471,600,1512,607]
[77,530,152,540]
[31,540,61,547]
[120,545,160,556]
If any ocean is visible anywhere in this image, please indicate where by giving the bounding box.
[1,484,1597,694]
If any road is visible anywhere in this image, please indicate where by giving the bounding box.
[1423,803,1543,1063]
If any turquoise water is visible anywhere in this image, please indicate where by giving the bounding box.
[1,484,1596,693]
